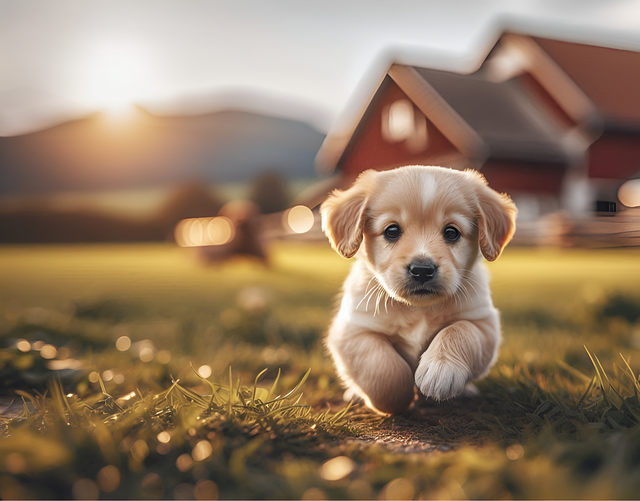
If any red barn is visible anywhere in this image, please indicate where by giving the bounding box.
[315,32,640,217]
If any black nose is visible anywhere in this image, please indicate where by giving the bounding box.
[408,260,438,283]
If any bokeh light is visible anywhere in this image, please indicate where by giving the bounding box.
[115,336,131,351]
[383,478,414,500]
[157,431,171,444]
[301,487,328,500]
[72,479,99,501]
[40,344,57,359]
[157,349,172,364]
[139,347,154,362]
[140,473,164,499]
[174,217,234,247]
[286,205,314,234]
[198,365,212,378]
[130,440,150,462]
[208,217,234,244]
[506,443,525,460]
[191,440,213,461]
[157,442,171,455]
[16,340,31,352]
[96,465,121,493]
[319,456,354,481]
[194,479,218,500]
[618,179,640,207]
[175,454,193,473]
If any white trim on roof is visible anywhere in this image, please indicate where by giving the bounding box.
[387,64,489,162]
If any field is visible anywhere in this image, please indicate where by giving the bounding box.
[2,242,640,499]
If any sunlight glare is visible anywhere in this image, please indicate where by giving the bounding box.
[80,43,152,116]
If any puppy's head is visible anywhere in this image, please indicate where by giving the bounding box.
[321,166,517,306]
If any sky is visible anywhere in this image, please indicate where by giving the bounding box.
[3,0,640,136]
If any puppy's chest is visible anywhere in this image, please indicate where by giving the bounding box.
[383,307,454,353]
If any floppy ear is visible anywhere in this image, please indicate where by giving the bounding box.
[320,179,370,259]
[473,175,518,261]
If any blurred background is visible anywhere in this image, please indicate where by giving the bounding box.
[1,0,640,249]
[3,2,640,499]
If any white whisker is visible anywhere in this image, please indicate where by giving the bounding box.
[357,276,380,310]
[366,284,382,312]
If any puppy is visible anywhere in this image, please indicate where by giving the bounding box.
[320,166,517,415]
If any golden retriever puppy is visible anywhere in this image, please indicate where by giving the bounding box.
[320,165,517,414]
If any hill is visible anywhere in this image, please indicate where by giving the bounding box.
[0,107,326,196]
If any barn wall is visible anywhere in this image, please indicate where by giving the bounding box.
[338,76,463,179]
[589,131,640,179]
[481,159,566,195]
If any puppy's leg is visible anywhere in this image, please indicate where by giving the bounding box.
[415,319,498,401]
[328,330,415,415]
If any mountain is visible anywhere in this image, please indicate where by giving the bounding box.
[0,107,326,196]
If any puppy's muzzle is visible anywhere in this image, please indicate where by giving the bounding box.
[408,259,438,284]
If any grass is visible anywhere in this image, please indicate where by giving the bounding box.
[1,242,640,499]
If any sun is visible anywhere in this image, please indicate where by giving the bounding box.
[80,44,151,117]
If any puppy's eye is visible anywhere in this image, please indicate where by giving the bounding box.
[384,224,402,241]
[443,226,460,243]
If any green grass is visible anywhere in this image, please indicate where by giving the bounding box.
[1,243,640,499]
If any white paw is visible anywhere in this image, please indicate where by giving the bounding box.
[415,357,471,401]
[342,386,362,403]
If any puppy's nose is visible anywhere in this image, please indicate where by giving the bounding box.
[408,259,438,283]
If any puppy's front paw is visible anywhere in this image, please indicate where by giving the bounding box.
[415,355,471,401]
[342,386,363,403]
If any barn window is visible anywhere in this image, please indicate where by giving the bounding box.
[382,99,428,153]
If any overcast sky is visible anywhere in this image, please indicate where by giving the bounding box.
[2,0,640,136]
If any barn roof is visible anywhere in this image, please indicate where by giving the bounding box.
[316,59,583,174]
[413,67,575,164]
[532,36,640,128]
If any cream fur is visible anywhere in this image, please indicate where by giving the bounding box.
[320,165,517,414]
